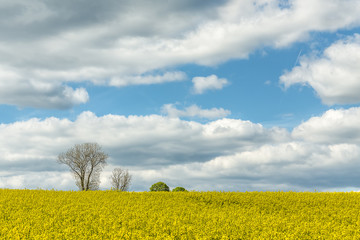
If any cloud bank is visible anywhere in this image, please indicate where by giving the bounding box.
[1,0,360,108]
[1,107,360,191]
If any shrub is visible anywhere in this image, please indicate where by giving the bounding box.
[172,187,187,192]
[150,182,170,192]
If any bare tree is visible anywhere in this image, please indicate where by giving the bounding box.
[110,168,132,191]
[57,143,108,191]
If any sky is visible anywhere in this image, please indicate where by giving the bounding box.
[1,0,360,192]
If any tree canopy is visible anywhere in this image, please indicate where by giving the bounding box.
[150,182,170,192]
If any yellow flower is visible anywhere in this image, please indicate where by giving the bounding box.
[1,189,360,239]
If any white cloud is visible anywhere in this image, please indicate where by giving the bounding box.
[109,71,187,87]
[0,171,73,190]
[189,142,360,190]
[0,111,283,168]
[292,107,360,144]
[1,0,360,108]
[280,34,360,105]
[192,75,229,94]
[114,141,360,191]
[161,104,231,119]
[0,66,89,109]
[2,108,360,191]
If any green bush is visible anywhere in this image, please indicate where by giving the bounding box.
[172,187,187,192]
[150,182,170,192]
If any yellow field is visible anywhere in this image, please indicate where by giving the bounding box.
[1,189,360,239]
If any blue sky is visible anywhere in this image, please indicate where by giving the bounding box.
[1,0,360,191]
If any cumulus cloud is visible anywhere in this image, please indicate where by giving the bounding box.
[0,66,89,109]
[2,108,360,191]
[167,142,360,191]
[1,0,360,108]
[0,111,284,169]
[161,104,231,119]
[280,34,360,105]
[192,75,229,94]
[292,107,360,144]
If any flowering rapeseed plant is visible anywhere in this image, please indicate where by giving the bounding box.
[1,189,360,239]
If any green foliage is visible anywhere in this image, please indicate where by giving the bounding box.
[150,182,169,192]
[172,187,187,192]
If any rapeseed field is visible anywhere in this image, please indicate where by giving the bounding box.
[1,189,360,239]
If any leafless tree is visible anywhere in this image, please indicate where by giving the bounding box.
[57,143,108,191]
[110,168,132,191]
